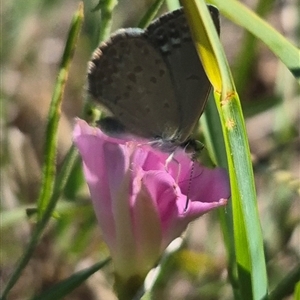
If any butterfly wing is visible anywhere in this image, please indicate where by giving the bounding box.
[88,29,181,140]
[146,6,220,144]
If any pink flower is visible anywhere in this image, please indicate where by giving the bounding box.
[73,118,230,290]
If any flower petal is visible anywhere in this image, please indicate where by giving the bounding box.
[73,118,231,287]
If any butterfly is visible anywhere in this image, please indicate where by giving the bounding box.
[88,5,220,153]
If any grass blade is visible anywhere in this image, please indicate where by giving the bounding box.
[1,4,84,299]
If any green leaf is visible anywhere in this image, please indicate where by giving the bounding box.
[181,1,269,299]
[232,0,276,93]
[209,0,300,82]
[0,5,84,299]
[30,259,111,300]
[93,0,118,44]
[138,0,165,29]
[268,264,300,300]
[36,2,84,217]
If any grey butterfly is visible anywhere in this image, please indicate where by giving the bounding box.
[88,5,220,152]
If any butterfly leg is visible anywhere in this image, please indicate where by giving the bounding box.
[165,152,181,184]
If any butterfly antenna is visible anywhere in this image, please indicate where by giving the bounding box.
[184,153,196,211]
